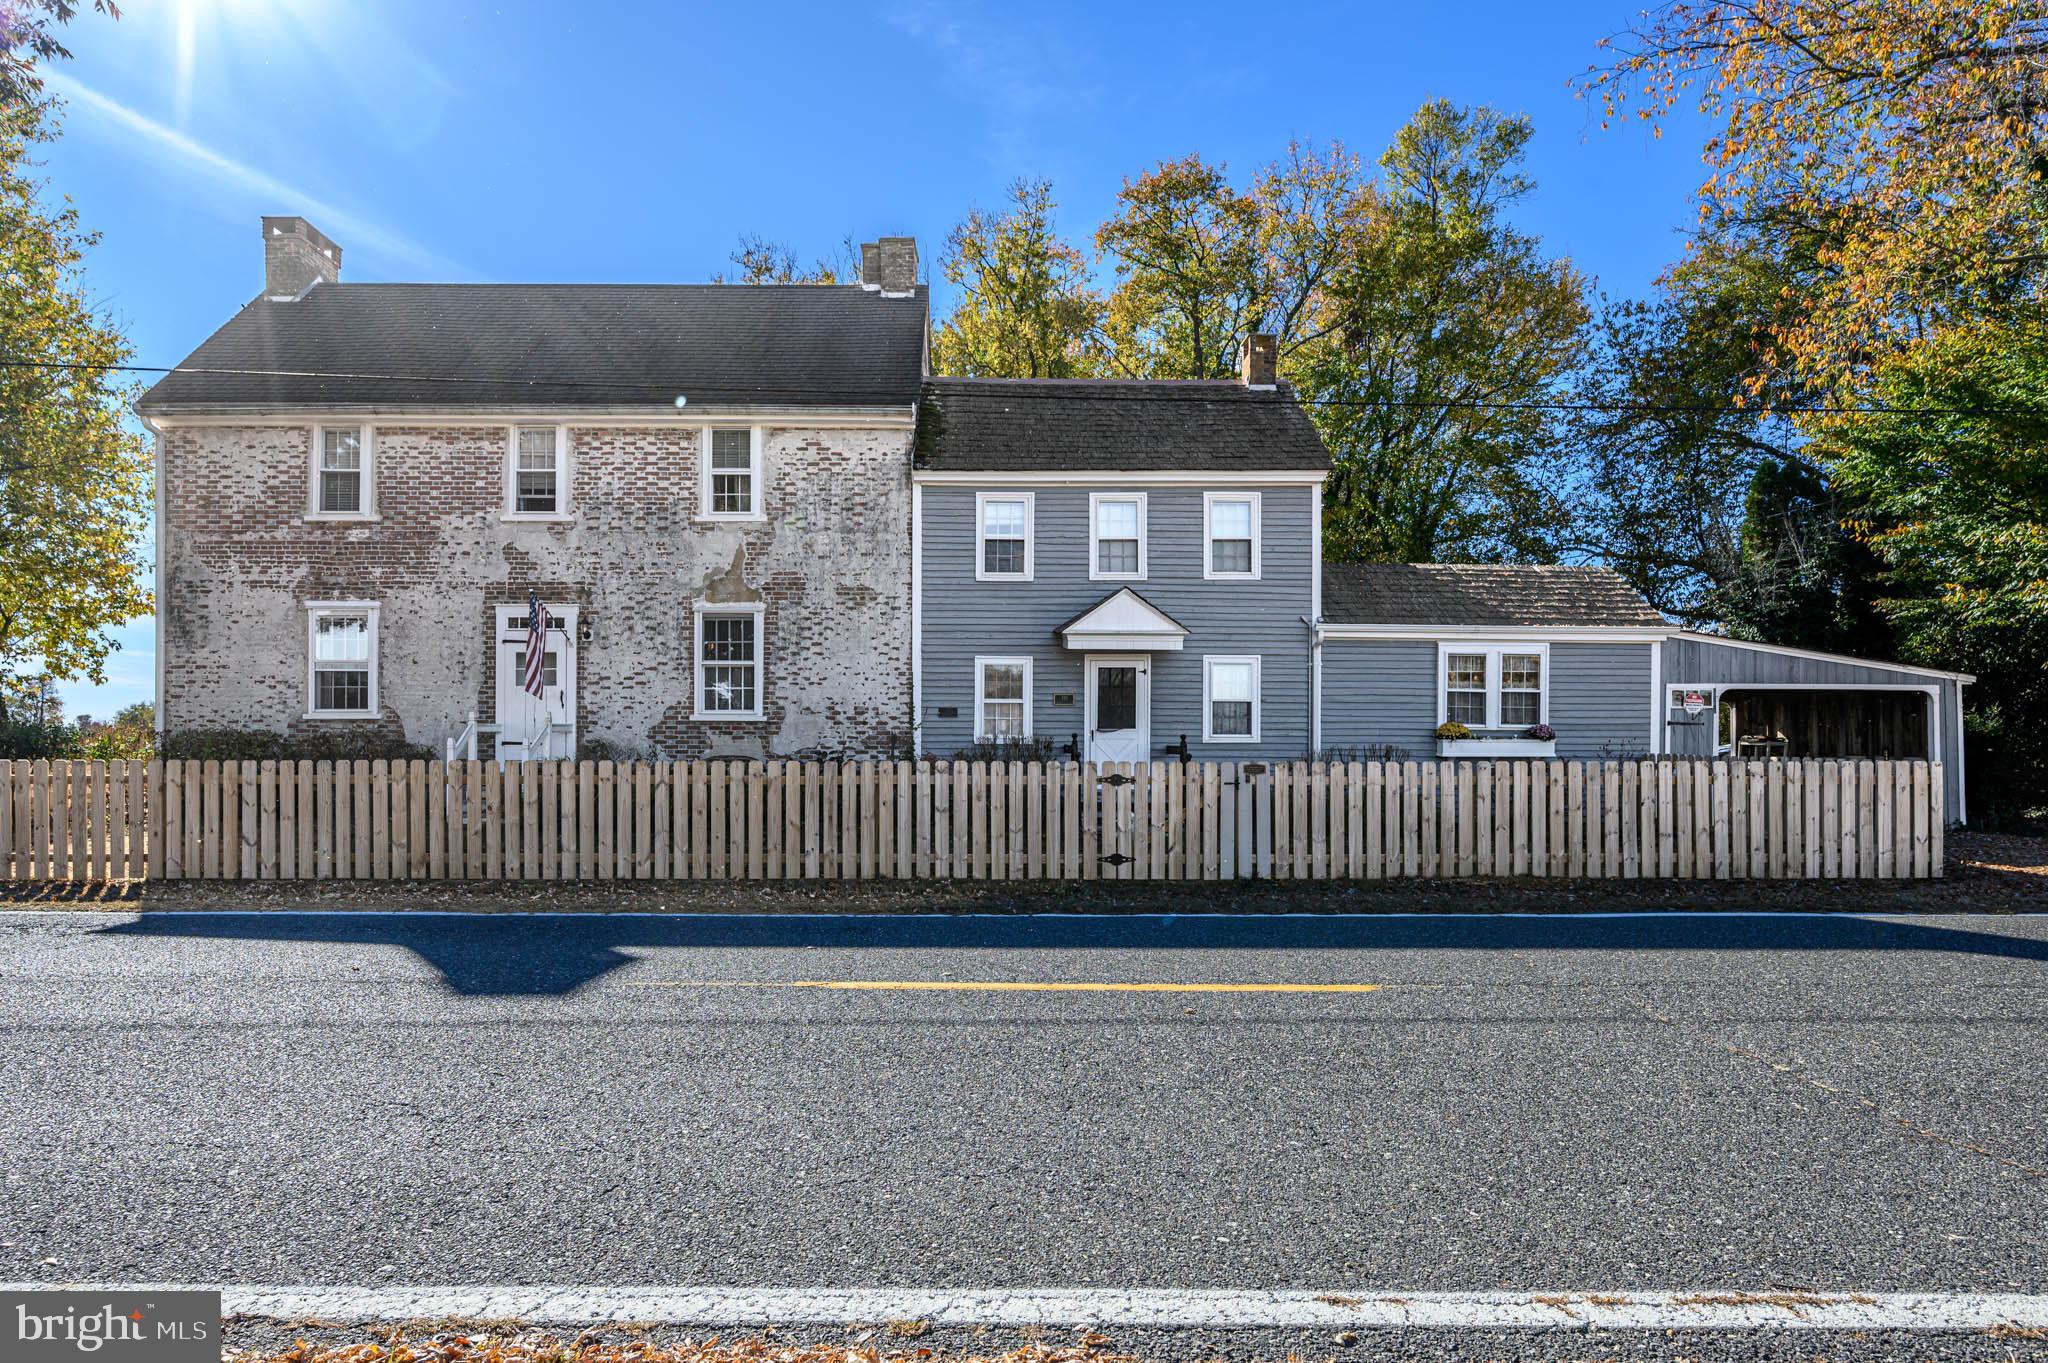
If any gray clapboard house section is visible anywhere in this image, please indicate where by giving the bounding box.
[912,354,1330,763]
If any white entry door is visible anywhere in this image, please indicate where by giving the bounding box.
[1086,655,1150,765]
[494,604,577,760]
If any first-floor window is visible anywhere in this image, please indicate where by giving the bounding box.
[1204,655,1260,742]
[308,603,377,716]
[975,657,1033,739]
[1440,645,1549,729]
[695,606,762,718]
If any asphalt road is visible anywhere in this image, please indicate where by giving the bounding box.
[2,908,2045,1345]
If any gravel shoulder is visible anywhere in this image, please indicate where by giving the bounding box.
[5,830,2044,915]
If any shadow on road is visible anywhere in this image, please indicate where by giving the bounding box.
[93,909,2048,996]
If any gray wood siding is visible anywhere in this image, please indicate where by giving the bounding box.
[1318,640,1438,757]
[1550,642,1656,758]
[918,484,1315,759]
[1319,639,1654,759]
[1660,635,1967,821]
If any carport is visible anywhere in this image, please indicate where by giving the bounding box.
[1717,686,1930,760]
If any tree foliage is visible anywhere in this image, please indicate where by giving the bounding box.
[1305,101,1590,562]
[0,0,117,108]
[930,178,1102,378]
[0,100,151,714]
[712,233,848,284]
[1582,0,2048,386]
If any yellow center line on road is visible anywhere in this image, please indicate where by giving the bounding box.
[623,979,1385,993]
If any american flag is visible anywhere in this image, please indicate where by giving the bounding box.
[523,589,547,698]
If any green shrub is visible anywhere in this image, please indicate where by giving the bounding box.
[160,728,433,762]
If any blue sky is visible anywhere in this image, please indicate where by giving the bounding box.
[38,0,1713,722]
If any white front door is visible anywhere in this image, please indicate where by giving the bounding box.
[1085,654,1150,765]
[495,604,577,760]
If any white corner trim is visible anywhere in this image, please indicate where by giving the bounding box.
[911,483,924,754]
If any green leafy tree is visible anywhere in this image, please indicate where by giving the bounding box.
[1,1,118,107]
[1815,319,2048,816]
[1307,101,1591,562]
[0,100,152,720]
[930,178,1102,378]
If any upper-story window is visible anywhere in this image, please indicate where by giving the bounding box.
[700,427,764,520]
[311,425,372,518]
[975,492,1034,580]
[1440,644,1548,729]
[1204,491,1261,579]
[306,601,378,717]
[507,425,569,518]
[1089,492,1147,581]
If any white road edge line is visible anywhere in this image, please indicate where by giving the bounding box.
[8,1285,2047,1331]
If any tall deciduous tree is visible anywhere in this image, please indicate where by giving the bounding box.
[1581,0,2048,386]
[712,233,849,284]
[1306,101,1590,563]
[930,178,1102,378]
[0,100,151,716]
[1,1,118,107]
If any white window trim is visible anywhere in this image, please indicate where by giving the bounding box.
[972,655,1035,740]
[691,600,766,721]
[1088,491,1148,582]
[1202,654,1262,744]
[502,424,573,521]
[1435,641,1550,730]
[974,491,1035,582]
[307,424,376,521]
[1202,491,1262,580]
[304,600,380,719]
[698,426,766,522]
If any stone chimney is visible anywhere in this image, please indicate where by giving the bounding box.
[262,216,341,298]
[858,236,918,295]
[1239,333,1277,388]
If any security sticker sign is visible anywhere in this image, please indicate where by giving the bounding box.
[2,1290,217,1363]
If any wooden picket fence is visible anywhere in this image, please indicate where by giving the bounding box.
[0,757,1944,883]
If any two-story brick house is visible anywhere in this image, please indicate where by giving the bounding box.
[138,217,928,760]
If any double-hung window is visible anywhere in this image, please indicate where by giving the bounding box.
[508,425,568,517]
[974,657,1033,739]
[306,602,378,717]
[1089,492,1147,580]
[694,604,764,719]
[1203,492,1261,579]
[701,427,762,519]
[312,425,371,517]
[1439,644,1548,729]
[1203,655,1261,743]
[975,493,1034,580]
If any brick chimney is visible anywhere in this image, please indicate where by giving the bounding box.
[859,236,918,296]
[1239,333,1277,388]
[262,216,341,298]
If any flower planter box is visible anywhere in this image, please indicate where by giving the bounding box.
[1436,737,1556,758]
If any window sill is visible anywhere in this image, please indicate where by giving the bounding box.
[1088,572,1148,583]
[304,512,379,523]
[974,572,1035,584]
[302,710,380,722]
[694,513,767,525]
[690,710,765,723]
[1202,572,1262,583]
[501,512,576,523]
[1203,733,1261,745]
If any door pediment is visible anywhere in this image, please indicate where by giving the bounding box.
[1056,588,1188,652]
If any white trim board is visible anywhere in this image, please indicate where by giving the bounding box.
[914,470,1328,487]
[24,1283,2048,1332]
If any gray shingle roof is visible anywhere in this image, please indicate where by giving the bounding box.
[915,378,1331,472]
[137,283,929,412]
[1322,563,1668,627]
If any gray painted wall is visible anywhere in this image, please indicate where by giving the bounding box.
[1318,639,1655,760]
[1659,635,1967,821]
[918,483,1315,760]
